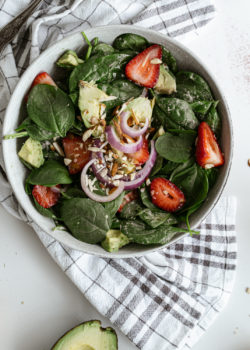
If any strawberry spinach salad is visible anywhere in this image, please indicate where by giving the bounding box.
[5,32,224,252]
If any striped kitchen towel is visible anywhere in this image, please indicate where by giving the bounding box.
[0,1,237,350]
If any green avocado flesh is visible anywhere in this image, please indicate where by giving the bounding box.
[51,320,118,350]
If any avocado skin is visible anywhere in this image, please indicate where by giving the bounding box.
[51,320,118,350]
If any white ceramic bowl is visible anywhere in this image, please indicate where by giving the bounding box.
[2,25,233,258]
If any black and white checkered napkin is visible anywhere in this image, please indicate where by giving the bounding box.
[0,1,237,349]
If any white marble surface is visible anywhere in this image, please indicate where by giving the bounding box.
[1,0,250,349]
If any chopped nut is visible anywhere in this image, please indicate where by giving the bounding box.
[100,119,106,127]
[53,142,65,157]
[130,173,136,180]
[109,187,118,195]
[113,180,120,187]
[64,158,72,166]
[88,147,106,153]
[146,178,151,186]
[150,58,162,64]
[114,120,123,138]
[111,162,119,177]
[82,129,93,142]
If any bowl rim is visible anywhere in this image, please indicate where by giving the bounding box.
[2,24,233,258]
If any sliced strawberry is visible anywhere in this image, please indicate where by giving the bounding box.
[128,137,149,165]
[31,72,56,88]
[195,122,224,169]
[150,178,185,212]
[32,185,60,209]
[125,44,162,88]
[62,133,91,175]
[118,190,138,213]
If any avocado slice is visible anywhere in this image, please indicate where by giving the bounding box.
[101,230,130,252]
[56,50,84,69]
[154,65,176,94]
[51,320,118,350]
[18,137,44,168]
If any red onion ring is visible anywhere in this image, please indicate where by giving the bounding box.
[120,110,149,138]
[81,159,125,202]
[123,140,157,190]
[106,125,143,153]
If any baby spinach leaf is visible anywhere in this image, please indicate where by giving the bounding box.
[138,209,177,228]
[64,187,86,198]
[205,167,219,189]
[111,217,122,229]
[13,117,56,141]
[152,104,180,130]
[22,118,56,141]
[69,91,78,106]
[204,101,221,136]
[169,157,195,182]
[60,198,109,244]
[176,71,213,103]
[69,51,135,92]
[27,85,75,138]
[150,156,163,177]
[104,192,125,224]
[159,160,179,176]
[161,46,178,74]
[171,163,209,209]
[33,196,57,219]
[92,42,115,56]
[119,200,144,219]
[140,186,159,211]
[27,160,72,186]
[121,219,188,245]
[155,132,195,163]
[113,33,148,51]
[156,97,199,130]
[190,101,214,118]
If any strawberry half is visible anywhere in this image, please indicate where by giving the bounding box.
[62,133,91,175]
[128,137,149,165]
[195,122,224,169]
[125,44,162,88]
[118,190,138,213]
[31,72,57,88]
[150,178,185,212]
[32,185,60,209]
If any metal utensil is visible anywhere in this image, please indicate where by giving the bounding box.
[0,0,43,54]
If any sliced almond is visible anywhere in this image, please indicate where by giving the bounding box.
[150,58,162,64]
[53,142,65,157]
[82,129,93,142]
[111,162,119,177]
[63,158,70,166]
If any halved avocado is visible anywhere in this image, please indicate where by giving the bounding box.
[51,320,118,350]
